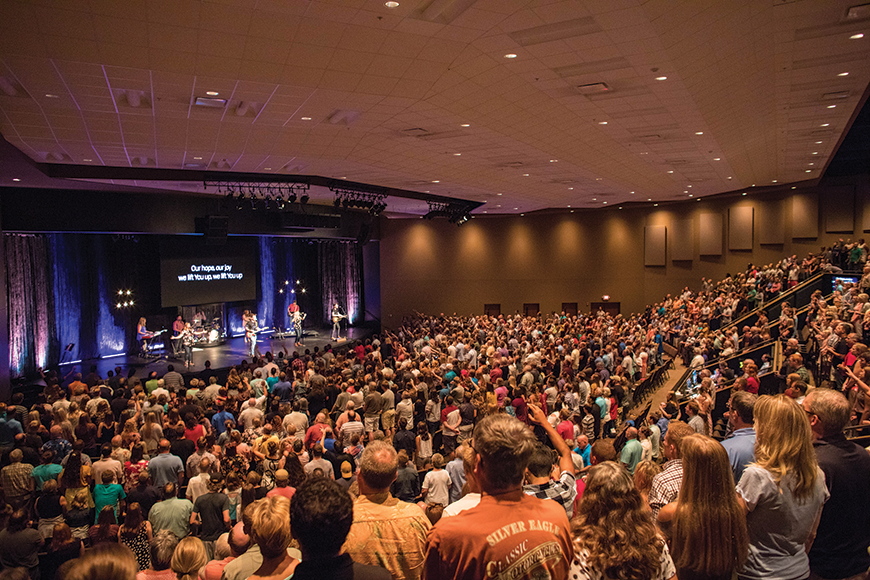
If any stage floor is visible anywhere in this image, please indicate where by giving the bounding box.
[60,325,376,382]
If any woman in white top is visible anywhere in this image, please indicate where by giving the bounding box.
[736,395,829,580]
[421,453,451,507]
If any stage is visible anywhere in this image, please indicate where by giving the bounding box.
[56,324,377,383]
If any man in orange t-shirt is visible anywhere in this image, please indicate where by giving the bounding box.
[423,414,573,580]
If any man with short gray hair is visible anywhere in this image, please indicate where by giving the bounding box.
[342,441,430,580]
[803,388,870,580]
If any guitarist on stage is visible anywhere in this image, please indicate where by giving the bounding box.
[292,310,306,349]
[331,303,346,341]
[244,313,262,359]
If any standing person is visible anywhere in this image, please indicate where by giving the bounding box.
[0,509,43,578]
[43,523,85,580]
[423,414,573,579]
[342,441,431,580]
[290,478,391,580]
[802,388,870,580]
[170,537,208,580]
[657,434,748,580]
[149,482,194,540]
[190,476,231,560]
[648,422,694,518]
[721,391,757,484]
[2,449,34,511]
[736,395,829,580]
[180,323,196,368]
[570,462,676,580]
[248,496,300,580]
[148,440,185,488]
[421,453,451,508]
[331,303,344,341]
[292,310,306,348]
[120,502,153,571]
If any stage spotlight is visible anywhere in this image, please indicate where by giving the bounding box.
[279,289,284,294]
[118,290,123,296]
[117,303,122,309]
[129,300,134,305]
[301,288,306,293]
[284,280,289,285]
[288,193,297,203]
[300,194,309,204]
[290,289,295,294]
[126,290,131,295]
[296,280,300,284]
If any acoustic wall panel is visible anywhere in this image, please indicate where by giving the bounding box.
[699,213,723,255]
[824,186,855,233]
[759,199,784,244]
[644,225,666,266]
[864,191,870,232]
[792,193,819,239]
[670,219,693,261]
[729,206,754,250]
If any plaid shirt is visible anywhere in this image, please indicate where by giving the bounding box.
[524,470,577,518]
[1,462,33,499]
[649,459,682,517]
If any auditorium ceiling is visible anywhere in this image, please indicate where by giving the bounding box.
[0,0,869,216]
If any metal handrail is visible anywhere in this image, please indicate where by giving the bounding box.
[722,272,826,333]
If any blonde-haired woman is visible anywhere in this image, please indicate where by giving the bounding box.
[736,395,828,580]
[658,434,748,580]
[170,536,208,580]
[249,496,299,580]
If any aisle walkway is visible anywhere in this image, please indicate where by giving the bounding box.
[629,357,687,421]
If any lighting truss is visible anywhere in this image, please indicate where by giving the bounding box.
[330,186,387,215]
[204,180,311,211]
[424,200,472,225]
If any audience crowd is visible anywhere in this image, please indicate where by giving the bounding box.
[0,246,867,580]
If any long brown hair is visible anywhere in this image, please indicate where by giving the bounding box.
[753,394,819,501]
[121,502,145,538]
[572,461,663,580]
[671,434,748,576]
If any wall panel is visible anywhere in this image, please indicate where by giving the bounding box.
[759,199,784,244]
[699,213,723,255]
[671,219,693,261]
[644,225,667,266]
[729,206,754,250]
[792,192,819,238]
[824,186,855,233]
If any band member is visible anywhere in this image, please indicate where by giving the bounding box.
[137,317,149,355]
[331,303,344,341]
[180,322,196,368]
[292,310,305,348]
[245,314,260,359]
[171,316,185,356]
[288,299,299,317]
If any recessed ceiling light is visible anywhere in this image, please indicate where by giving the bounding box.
[812,152,819,155]
[816,141,823,144]
[12,178,20,182]
[772,180,777,183]
[838,72,849,76]
[567,205,571,208]
[850,33,864,39]
[655,76,667,81]
[827,105,837,109]
[550,159,557,162]
[697,198,701,202]
[653,203,658,207]
[687,185,692,187]
[808,163,815,166]
[523,173,529,176]
[630,191,635,194]
[742,192,747,196]
[695,131,704,135]
[432,180,439,183]
[689,194,693,197]
[83,158,92,162]
[205,91,219,96]
[684,190,688,193]
[598,121,607,125]
[504,53,517,59]
[592,198,597,201]
[595,177,602,181]
[570,210,574,213]
[461,124,470,127]
[45,94,58,98]
[792,186,796,189]
[264,168,271,171]
[820,123,830,127]
[667,170,674,174]
[603,201,607,204]
[568,187,573,190]
[385,1,399,7]
[648,198,652,201]
[497,193,502,196]
[514,207,518,210]
[806,169,812,172]
[713,157,721,161]
[728,176,732,179]
[193,156,202,160]
[453,153,461,156]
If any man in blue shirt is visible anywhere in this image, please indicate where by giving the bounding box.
[271,372,293,402]
[574,435,591,468]
[0,403,23,452]
[148,440,185,487]
[720,391,756,483]
[210,401,235,436]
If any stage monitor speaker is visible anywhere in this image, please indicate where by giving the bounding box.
[205,215,228,246]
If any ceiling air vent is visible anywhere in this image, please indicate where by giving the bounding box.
[194,96,227,108]
[845,3,870,20]
[575,82,610,95]
[821,91,850,101]
[401,127,430,136]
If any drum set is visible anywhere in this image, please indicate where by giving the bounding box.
[171,316,226,357]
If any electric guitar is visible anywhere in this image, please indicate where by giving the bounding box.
[332,313,347,323]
